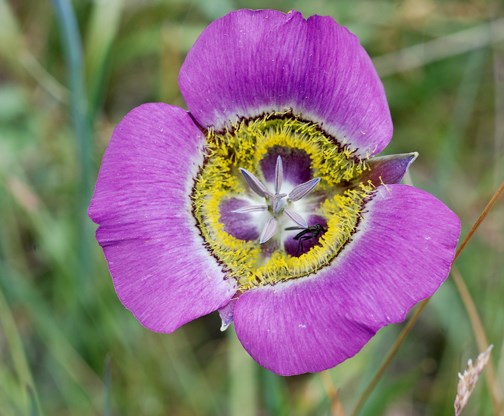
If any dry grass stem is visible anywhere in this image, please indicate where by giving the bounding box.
[455,181,504,259]
[321,372,345,416]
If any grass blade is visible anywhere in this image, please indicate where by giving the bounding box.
[228,328,258,416]
[85,0,124,117]
[51,0,94,291]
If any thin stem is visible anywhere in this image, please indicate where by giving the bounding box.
[455,181,504,258]
[320,372,345,415]
[374,18,504,77]
[351,180,504,416]
[320,371,338,401]
[20,51,69,103]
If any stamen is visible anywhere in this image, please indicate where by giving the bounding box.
[232,205,268,213]
[288,177,321,201]
[271,193,287,214]
[236,157,320,244]
[284,208,308,228]
[274,155,283,194]
[259,217,278,244]
[239,168,271,197]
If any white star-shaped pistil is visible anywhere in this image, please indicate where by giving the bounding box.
[233,156,321,244]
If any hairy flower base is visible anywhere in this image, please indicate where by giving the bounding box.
[192,113,374,290]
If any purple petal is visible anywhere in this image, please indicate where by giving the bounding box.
[232,205,268,214]
[260,217,278,244]
[284,208,308,228]
[239,168,269,197]
[89,103,236,333]
[220,198,261,241]
[274,156,283,194]
[288,178,321,201]
[179,9,392,157]
[362,152,418,185]
[234,184,460,375]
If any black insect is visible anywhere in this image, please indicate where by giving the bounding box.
[285,224,325,256]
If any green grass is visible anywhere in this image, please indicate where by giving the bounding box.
[0,0,503,414]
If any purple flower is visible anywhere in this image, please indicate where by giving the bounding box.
[89,10,460,376]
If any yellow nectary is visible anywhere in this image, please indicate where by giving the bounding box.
[191,113,374,290]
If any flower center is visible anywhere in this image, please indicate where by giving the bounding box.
[192,113,374,290]
[234,156,321,244]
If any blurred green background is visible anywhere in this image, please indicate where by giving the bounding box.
[0,0,503,415]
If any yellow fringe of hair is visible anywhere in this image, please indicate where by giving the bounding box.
[192,113,373,290]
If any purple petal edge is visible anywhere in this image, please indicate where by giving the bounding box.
[234,184,460,375]
[89,103,236,333]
